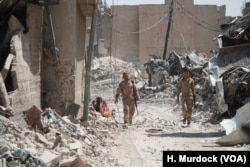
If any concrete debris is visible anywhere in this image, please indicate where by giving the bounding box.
[219,13,250,48]
[0,11,249,167]
[0,149,41,167]
[91,39,250,149]
[128,9,250,147]
[144,54,169,86]
[0,105,13,118]
[91,56,142,83]
[141,51,216,114]
[144,50,208,86]
[0,102,121,167]
[38,150,61,167]
[220,102,250,135]
[90,56,218,133]
[216,121,250,146]
[91,55,217,123]
[210,44,250,119]
[0,47,248,167]
[218,66,250,117]
[212,10,250,146]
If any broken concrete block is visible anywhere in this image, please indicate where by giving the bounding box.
[68,140,83,155]
[35,133,51,146]
[0,145,10,155]
[25,147,38,156]
[220,102,250,135]
[83,137,92,145]
[69,140,82,150]
[216,122,250,146]
[38,150,61,167]
[58,157,76,167]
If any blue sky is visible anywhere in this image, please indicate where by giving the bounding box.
[105,0,245,16]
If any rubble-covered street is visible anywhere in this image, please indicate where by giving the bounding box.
[0,0,250,167]
[0,53,250,167]
[1,55,250,167]
[90,56,250,167]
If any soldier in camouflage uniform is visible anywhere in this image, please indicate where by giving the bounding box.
[115,72,139,125]
[176,68,195,125]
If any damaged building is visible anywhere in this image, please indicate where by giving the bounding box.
[0,0,98,122]
[0,0,121,166]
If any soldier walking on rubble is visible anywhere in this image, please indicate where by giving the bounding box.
[176,68,195,125]
[115,72,139,125]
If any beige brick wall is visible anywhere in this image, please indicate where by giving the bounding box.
[111,6,139,64]
[111,0,226,65]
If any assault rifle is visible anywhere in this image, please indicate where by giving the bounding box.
[131,80,139,114]
[193,94,196,109]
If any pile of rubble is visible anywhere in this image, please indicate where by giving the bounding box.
[141,51,217,114]
[91,52,250,147]
[91,56,144,83]
[0,105,121,167]
[90,46,250,146]
[91,56,217,114]
[209,9,250,146]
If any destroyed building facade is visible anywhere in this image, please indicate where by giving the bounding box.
[0,0,97,122]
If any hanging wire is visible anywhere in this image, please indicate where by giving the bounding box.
[105,0,222,75]
[102,0,121,122]
[171,6,189,53]
[175,1,221,32]
[108,1,221,36]
[104,0,221,37]
[107,0,118,97]
[112,6,172,36]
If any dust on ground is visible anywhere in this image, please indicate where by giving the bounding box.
[90,57,250,167]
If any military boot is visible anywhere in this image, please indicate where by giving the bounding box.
[183,118,186,124]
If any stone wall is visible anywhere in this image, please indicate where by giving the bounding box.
[41,0,86,117]
[111,0,226,65]
[9,4,42,123]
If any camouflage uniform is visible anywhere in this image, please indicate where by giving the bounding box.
[177,77,194,124]
[115,79,139,124]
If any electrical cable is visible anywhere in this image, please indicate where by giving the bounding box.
[104,0,221,36]
[175,1,221,32]
[110,0,121,123]
[171,4,189,53]
[112,6,173,36]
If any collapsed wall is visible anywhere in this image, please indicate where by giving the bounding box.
[0,4,42,124]
[0,0,91,122]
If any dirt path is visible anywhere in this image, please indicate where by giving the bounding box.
[113,128,144,167]
[91,87,250,167]
[107,102,250,167]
